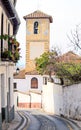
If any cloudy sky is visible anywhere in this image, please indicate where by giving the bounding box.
[16,0,81,67]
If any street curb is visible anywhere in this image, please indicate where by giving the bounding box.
[55,115,81,129]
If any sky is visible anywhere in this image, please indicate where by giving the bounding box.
[16,0,81,68]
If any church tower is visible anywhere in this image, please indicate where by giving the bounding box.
[23,10,53,72]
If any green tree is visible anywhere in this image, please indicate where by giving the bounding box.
[35,49,59,77]
[56,62,81,84]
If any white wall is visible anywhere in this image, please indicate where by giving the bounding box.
[26,75,43,91]
[14,91,42,109]
[63,83,81,120]
[14,75,43,92]
[13,75,43,109]
[14,91,30,110]
[42,82,63,114]
[14,79,27,92]
[30,92,41,103]
[42,82,55,113]
[0,62,14,116]
[0,65,7,108]
[42,81,81,120]
[42,82,63,115]
[53,84,63,115]
[8,65,14,107]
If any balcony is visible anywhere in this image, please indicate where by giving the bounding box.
[1,34,21,63]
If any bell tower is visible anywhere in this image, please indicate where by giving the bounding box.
[23,10,53,72]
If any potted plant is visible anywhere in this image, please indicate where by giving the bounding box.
[14,51,20,62]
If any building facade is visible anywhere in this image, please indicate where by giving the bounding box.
[0,0,20,129]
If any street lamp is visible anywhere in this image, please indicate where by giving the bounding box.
[16,67,20,74]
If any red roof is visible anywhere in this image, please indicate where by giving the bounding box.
[23,10,53,23]
[58,51,81,63]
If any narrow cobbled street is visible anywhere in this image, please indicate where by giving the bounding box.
[5,109,81,130]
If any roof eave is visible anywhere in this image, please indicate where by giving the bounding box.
[23,16,53,23]
[1,0,21,35]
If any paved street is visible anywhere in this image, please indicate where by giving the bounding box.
[25,110,80,130]
[3,109,81,130]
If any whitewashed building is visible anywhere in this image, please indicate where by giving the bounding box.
[14,70,48,109]
[0,0,20,129]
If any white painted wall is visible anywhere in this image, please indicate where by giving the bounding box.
[14,75,43,92]
[8,65,14,107]
[18,93,30,103]
[63,83,81,120]
[53,84,63,115]
[0,62,15,120]
[30,92,41,103]
[25,75,43,91]
[14,91,30,110]
[42,81,81,120]
[0,65,7,108]
[14,91,42,109]
[14,79,27,92]
[42,82,63,115]
[13,75,43,109]
[42,82,55,114]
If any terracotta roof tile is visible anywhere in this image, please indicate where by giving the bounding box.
[23,10,53,23]
[13,69,39,79]
[58,51,81,63]
[14,69,25,79]
[25,70,39,75]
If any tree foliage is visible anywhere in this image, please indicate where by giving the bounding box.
[35,49,81,84]
[35,52,49,75]
[56,62,81,83]
[35,49,58,76]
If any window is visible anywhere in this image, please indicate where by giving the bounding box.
[1,13,4,52]
[31,77,38,88]
[14,83,17,89]
[43,77,47,85]
[8,23,12,51]
[6,19,8,33]
[34,21,38,34]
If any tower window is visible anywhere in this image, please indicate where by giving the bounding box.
[34,21,38,34]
